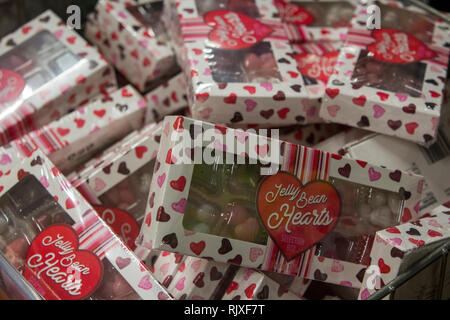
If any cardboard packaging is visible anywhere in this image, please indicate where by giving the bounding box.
[138,116,425,288]
[0,10,117,146]
[0,146,170,300]
[319,0,449,146]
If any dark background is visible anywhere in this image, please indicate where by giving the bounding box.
[0,0,448,39]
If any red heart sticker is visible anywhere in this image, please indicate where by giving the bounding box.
[0,69,26,103]
[204,10,272,50]
[94,206,140,250]
[23,224,103,300]
[257,172,340,261]
[368,29,436,63]
[275,0,314,25]
[295,51,339,83]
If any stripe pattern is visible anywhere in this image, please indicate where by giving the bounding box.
[263,143,331,275]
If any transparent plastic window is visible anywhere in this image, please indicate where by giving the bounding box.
[315,177,403,265]
[0,31,81,103]
[126,1,169,45]
[206,41,282,83]
[0,175,139,300]
[182,151,404,264]
[287,1,354,27]
[349,1,436,98]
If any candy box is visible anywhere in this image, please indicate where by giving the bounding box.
[88,0,179,93]
[222,268,301,300]
[11,85,149,175]
[142,250,186,289]
[0,10,117,146]
[277,0,357,43]
[167,256,235,300]
[263,271,311,297]
[70,123,162,250]
[165,0,318,126]
[358,203,450,300]
[138,115,424,288]
[0,146,170,300]
[319,0,449,146]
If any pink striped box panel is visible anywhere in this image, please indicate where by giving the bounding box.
[87,0,178,93]
[278,0,358,43]
[11,85,149,175]
[163,0,319,126]
[0,10,117,146]
[358,202,450,300]
[319,0,449,146]
[0,146,170,300]
[69,123,162,250]
[138,116,424,288]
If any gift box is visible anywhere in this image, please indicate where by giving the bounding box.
[11,85,149,175]
[0,145,170,300]
[167,256,235,300]
[165,0,318,126]
[277,0,357,43]
[86,0,179,93]
[222,268,301,300]
[138,115,425,289]
[145,250,186,289]
[358,203,450,300]
[263,271,311,297]
[0,10,117,146]
[319,0,449,146]
[70,123,161,250]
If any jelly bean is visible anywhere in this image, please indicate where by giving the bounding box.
[223,204,248,226]
[234,217,259,242]
[191,222,210,234]
[243,53,260,71]
[195,203,219,224]
[119,188,136,206]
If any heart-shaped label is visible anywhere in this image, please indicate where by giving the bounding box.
[275,0,314,25]
[295,51,339,83]
[204,10,272,50]
[23,224,103,300]
[0,69,26,103]
[257,172,340,261]
[368,29,436,63]
[94,206,140,250]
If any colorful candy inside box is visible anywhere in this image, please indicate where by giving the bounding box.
[0,146,170,300]
[138,116,424,288]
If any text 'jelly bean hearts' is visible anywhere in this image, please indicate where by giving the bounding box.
[257,172,340,261]
[23,224,103,300]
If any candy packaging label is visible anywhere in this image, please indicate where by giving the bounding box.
[138,116,424,288]
[0,10,116,146]
[0,146,170,300]
[319,0,449,146]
